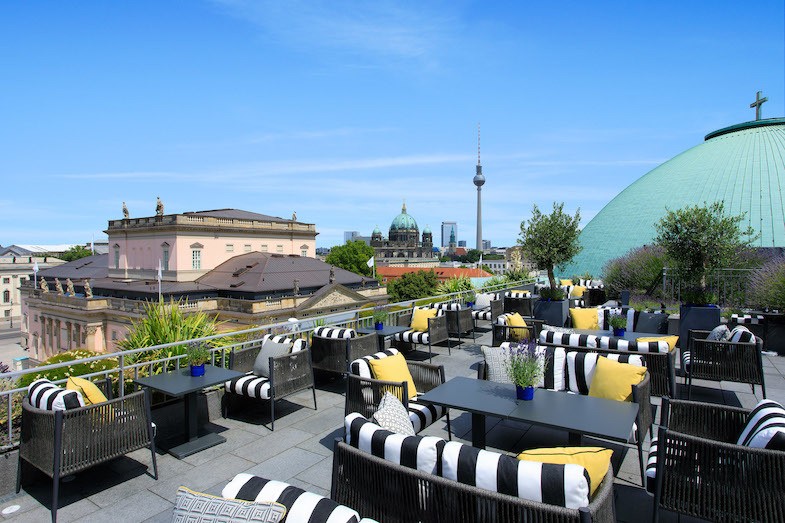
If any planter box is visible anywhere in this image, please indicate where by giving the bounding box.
[761,312,785,355]
[679,305,721,349]
[533,299,569,327]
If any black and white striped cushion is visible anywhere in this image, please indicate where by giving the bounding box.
[681,350,692,374]
[736,399,785,450]
[434,302,461,311]
[261,334,307,353]
[393,330,430,344]
[225,374,271,399]
[440,441,590,509]
[28,379,85,411]
[349,349,399,378]
[732,314,764,325]
[505,290,531,298]
[344,413,445,474]
[408,397,446,433]
[597,307,636,331]
[497,343,567,391]
[313,326,357,339]
[566,352,645,395]
[729,325,756,344]
[223,473,361,523]
[539,330,599,349]
[472,309,492,321]
[644,436,658,494]
[598,337,669,353]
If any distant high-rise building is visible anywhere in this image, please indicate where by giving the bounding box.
[441,221,457,248]
[344,231,361,243]
[482,240,491,250]
[473,125,485,251]
[458,240,467,247]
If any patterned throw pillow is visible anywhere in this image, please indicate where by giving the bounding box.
[372,392,415,436]
[28,379,85,411]
[173,486,286,523]
[252,339,293,377]
[706,324,731,341]
[481,345,512,383]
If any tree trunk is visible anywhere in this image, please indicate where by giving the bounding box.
[548,266,556,289]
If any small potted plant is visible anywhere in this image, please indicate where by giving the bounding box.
[503,340,548,401]
[371,306,387,331]
[465,291,476,308]
[185,342,210,377]
[609,313,627,337]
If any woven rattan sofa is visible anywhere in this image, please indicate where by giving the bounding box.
[684,328,766,399]
[648,398,785,522]
[17,388,158,523]
[332,435,616,523]
[310,329,378,376]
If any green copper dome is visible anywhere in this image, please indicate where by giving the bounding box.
[390,202,418,232]
[423,224,431,234]
[565,118,785,278]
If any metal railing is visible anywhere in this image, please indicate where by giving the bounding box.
[0,282,523,446]
[662,267,757,306]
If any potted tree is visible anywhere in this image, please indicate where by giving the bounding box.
[519,202,582,327]
[185,342,210,376]
[654,202,756,346]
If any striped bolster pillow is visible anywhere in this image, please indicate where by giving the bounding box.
[349,349,399,379]
[314,326,357,339]
[223,473,361,523]
[344,413,445,474]
[28,379,85,411]
[729,325,756,343]
[736,399,785,450]
[566,352,644,395]
[440,442,590,509]
[539,330,599,349]
[599,337,669,353]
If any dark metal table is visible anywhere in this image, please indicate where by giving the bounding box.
[571,328,667,341]
[418,376,639,449]
[357,325,410,351]
[134,365,244,459]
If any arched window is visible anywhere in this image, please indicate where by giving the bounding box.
[2,290,9,303]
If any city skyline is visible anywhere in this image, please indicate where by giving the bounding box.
[1,2,783,251]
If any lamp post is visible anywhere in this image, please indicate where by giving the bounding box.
[9,299,12,329]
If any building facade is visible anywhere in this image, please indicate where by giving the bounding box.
[0,256,65,328]
[370,203,438,267]
[441,221,457,248]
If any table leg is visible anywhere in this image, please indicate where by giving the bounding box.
[471,412,486,449]
[568,431,582,446]
[184,392,198,442]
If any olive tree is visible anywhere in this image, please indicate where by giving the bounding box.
[325,240,375,277]
[518,202,582,290]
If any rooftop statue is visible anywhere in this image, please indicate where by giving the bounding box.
[54,278,64,295]
[84,279,93,298]
[292,211,297,221]
[156,196,164,217]
[122,201,129,219]
[329,266,335,283]
[65,278,75,296]
[39,278,49,293]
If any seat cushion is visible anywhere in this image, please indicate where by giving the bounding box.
[736,399,785,450]
[225,374,271,400]
[588,356,647,402]
[539,330,599,349]
[517,447,612,497]
[566,352,644,395]
[28,379,85,411]
[223,474,362,523]
[174,486,287,523]
[635,336,678,351]
[313,326,356,339]
[349,349,399,378]
[372,392,415,436]
[344,413,445,474]
[645,436,658,494]
[569,308,599,329]
[367,352,417,399]
[392,330,430,345]
[599,336,670,353]
[408,396,446,433]
[472,309,492,321]
[410,307,438,331]
[681,350,692,374]
[598,307,636,331]
[440,441,590,509]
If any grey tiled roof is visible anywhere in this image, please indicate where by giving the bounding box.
[183,209,295,223]
[38,254,109,279]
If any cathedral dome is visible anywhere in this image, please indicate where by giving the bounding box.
[565,118,785,277]
[390,203,418,232]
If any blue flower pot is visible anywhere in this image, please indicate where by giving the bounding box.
[516,385,535,401]
[374,322,384,331]
[466,301,475,308]
[613,327,626,337]
[190,364,205,377]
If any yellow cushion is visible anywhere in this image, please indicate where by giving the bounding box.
[636,335,678,351]
[517,447,613,497]
[588,357,646,402]
[560,279,574,286]
[368,352,418,399]
[66,376,108,405]
[570,285,587,298]
[410,307,438,332]
[506,312,529,341]
[569,308,599,329]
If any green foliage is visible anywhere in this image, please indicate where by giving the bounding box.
[59,245,93,262]
[371,306,388,323]
[608,314,627,329]
[538,286,565,301]
[460,249,482,264]
[17,350,118,388]
[602,245,666,297]
[654,202,757,294]
[387,270,438,303]
[118,298,224,373]
[570,272,594,282]
[325,240,375,277]
[504,269,531,283]
[519,202,582,289]
[480,276,508,292]
[185,342,210,365]
[748,256,785,310]
[479,264,495,274]
[504,342,548,387]
[436,276,473,295]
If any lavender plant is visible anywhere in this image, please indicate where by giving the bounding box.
[503,340,549,388]
[748,256,785,311]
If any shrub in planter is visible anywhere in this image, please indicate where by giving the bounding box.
[748,256,785,311]
[602,245,666,298]
[17,350,119,389]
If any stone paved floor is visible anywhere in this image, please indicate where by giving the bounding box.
[2,326,783,522]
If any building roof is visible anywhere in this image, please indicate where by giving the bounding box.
[565,118,785,277]
[390,203,418,232]
[38,254,109,280]
[377,267,492,281]
[183,209,297,223]
[0,244,77,256]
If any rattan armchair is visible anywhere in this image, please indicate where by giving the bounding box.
[224,344,316,431]
[446,307,475,343]
[503,295,534,316]
[392,311,450,361]
[685,329,766,399]
[17,389,158,523]
[651,398,785,522]
[492,317,544,346]
[345,358,451,437]
[310,332,378,376]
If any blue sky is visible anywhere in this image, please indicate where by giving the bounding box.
[1,1,783,249]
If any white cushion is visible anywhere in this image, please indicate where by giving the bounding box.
[737,399,785,450]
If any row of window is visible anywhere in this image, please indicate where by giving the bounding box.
[112,244,310,271]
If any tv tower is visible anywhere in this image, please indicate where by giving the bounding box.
[473,124,485,251]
